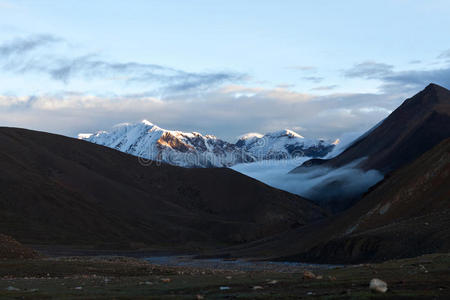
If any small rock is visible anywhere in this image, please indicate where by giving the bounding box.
[419,264,429,273]
[74,286,83,290]
[161,278,171,283]
[196,295,205,300]
[328,276,337,281]
[6,286,20,291]
[219,286,230,290]
[369,278,388,293]
[267,280,278,284]
[303,270,316,279]
[253,285,263,290]
[225,276,232,279]
[316,275,323,280]
[145,281,153,285]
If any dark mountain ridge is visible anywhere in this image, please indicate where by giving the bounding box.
[289,83,450,212]
[0,127,326,249]
[293,83,450,174]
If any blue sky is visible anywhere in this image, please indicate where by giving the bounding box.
[0,0,449,140]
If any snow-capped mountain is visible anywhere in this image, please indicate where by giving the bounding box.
[79,120,253,168]
[79,120,336,168]
[236,129,337,160]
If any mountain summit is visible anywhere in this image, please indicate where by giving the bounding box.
[289,83,450,212]
[293,83,450,173]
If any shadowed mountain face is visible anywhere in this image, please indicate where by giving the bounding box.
[218,138,450,263]
[0,127,326,249]
[289,84,450,212]
[293,83,450,174]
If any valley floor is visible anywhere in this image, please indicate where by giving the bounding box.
[0,253,449,299]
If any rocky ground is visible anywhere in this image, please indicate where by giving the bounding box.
[0,235,40,260]
[0,253,449,299]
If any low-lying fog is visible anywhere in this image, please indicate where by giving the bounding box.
[231,132,384,206]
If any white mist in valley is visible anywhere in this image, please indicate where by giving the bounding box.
[231,132,384,207]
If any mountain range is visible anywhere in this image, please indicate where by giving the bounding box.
[1,83,449,265]
[79,121,336,168]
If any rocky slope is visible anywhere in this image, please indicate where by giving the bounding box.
[79,121,335,168]
[0,127,327,249]
[0,234,39,259]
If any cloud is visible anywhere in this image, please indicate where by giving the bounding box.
[0,34,245,94]
[311,85,338,91]
[344,59,450,94]
[0,34,61,57]
[380,67,450,93]
[287,65,317,72]
[302,76,323,83]
[0,85,401,141]
[437,49,450,60]
[344,61,394,79]
[276,83,295,89]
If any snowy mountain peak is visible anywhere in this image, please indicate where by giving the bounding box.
[141,119,155,126]
[77,133,93,139]
[79,121,335,167]
[266,129,304,139]
[239,132,264,140]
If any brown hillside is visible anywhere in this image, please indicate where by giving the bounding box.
[0,234,39,259]
[0,127,326,249]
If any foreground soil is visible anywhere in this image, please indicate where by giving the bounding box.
[0,235,39,260]
[0,254,449,299]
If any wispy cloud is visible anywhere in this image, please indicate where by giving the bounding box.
[0,34,245,94]
[311,85,338,91]
[302,76,323,83]
[287,65,317,72]
[344,61,394,79]
[0,34,61,56]
[344,59,450,93]
[438,49,450,61]
[381,68,450,93]
[276,83,296,89]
